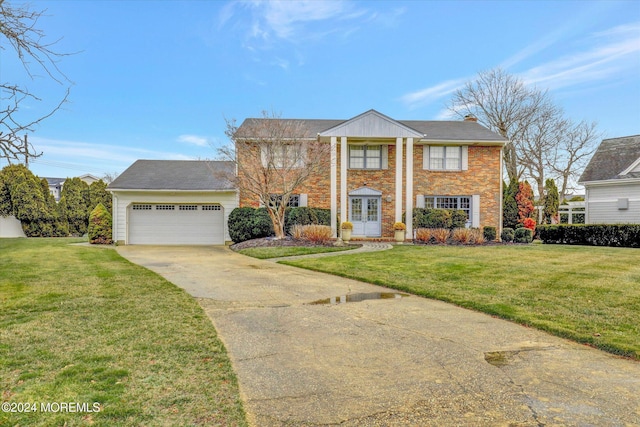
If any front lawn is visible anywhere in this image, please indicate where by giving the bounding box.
[0,238,247,426]
[283,244,640,359]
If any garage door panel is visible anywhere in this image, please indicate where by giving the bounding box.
[129,204,223,245]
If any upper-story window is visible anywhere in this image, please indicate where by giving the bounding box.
[349,145,381,169]
[261,143,306,169]
[424,146,468,171]
[429,146,460,170]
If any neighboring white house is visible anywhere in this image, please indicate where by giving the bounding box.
[579,135,640,224]
[44,174,101,201]
[107,160,238,245]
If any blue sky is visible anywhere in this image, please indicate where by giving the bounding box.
[1,0,639,180]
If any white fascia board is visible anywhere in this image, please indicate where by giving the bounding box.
[579,177,640,187]
[107,188,238,193]
[418,139,505,146]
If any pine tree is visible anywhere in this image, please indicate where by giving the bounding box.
[543,179,560,224]
[88,203,113,244]
[503,179,519,229]
[60,177,90,235]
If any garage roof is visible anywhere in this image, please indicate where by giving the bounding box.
[108,160,236,191]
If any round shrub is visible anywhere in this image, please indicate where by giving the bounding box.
[514,227,533,243]
[228,207,273,243]
[501,227,514,243]
[483,226,497,241]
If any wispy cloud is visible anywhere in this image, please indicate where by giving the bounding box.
[399,78,468,110]
[30,137,195,165]
[177,134,209,147]
[521,22,640,90]
[400,21,640,111]
[221,0,367,47]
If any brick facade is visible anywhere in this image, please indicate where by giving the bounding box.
[238,142,502,237]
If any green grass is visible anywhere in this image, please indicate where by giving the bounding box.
[282,244,640,359]
[236,245,357,259]
[0,238,247,427]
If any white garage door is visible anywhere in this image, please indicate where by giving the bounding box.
[128,203,224,245]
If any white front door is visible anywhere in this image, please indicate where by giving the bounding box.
[349,196,381,237]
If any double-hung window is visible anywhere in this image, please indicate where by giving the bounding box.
[425,146,468,171]
[349,145,381,169]
[268,194,300,208]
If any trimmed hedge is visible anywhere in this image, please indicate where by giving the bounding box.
[514,227,533,243]
[537,224,640,248]
[501,227,514,243]
[412,208,467,230]
[228,206,332,243]
[483,226,497,241]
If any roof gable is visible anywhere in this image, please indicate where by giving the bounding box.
[108,160,236,191]
[579,135,640,183]
[319,109,423,139]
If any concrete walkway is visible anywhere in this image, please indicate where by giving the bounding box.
[117,245,640,426]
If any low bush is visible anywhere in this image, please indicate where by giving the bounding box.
[414,228,433,243]
[432,228,450,244]
[285,207,331,234]
[471,228,486,244]
[451,228,473,244]
[483,226,497,241]
[228,207,273,243]
[501,227,515,243]
[522,217,536,231]
[294,224,332,244]
[514,227,533,243]
[413,208,468,230]
[537,224,640,248]
[290,224,305,240]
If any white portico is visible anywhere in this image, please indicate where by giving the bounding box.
[318,110,424,239]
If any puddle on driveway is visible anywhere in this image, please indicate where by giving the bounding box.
[309,292,409,305]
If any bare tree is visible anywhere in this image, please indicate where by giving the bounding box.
[1,1,72,162]
[518,101,567,198]
[549,120,600,199]
[449,68,551,181]
[220,111,331,239]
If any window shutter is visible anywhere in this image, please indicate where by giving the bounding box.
[472,194,480,228]
[423,146,430,170]
[416,194,425,209]
[382,145,388,169]
[299,194,308,207]
[260,145,268,167]
[462,146,469,171]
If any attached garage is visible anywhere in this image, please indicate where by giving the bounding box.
[108,160,238,245]
[128,203,225,245]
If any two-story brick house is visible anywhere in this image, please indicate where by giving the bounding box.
[236,109,506,239]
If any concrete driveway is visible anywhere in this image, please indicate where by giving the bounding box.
[117,245,640,426]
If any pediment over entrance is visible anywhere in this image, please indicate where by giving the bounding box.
[319,109,424,139]
[349,186,383,196]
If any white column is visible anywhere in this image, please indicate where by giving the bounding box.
[330,137,337,237]
[405,137,414,239]
[340,136,348,230]
[395,137,403,223]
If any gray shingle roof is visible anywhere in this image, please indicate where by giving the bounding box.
[236,111,506,143]
[108,160,236,191]
[579,135,640,183]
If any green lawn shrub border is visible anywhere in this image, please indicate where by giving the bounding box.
[537,224,640,248]
[228,206,331,243]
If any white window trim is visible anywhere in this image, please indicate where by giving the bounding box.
[423,145,468,171]
[348,144,388,170]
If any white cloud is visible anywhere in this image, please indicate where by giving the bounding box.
[399,78,468,110]
[177,134,209,147]
[521,22,640,90]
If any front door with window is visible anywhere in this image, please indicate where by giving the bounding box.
[349,196,381,237]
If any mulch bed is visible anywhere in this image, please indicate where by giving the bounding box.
[230,237,341,251]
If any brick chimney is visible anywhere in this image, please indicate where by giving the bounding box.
[464,114,478,122]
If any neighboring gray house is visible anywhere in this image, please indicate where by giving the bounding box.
[107,160,237,245]
[579,135,640,224]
